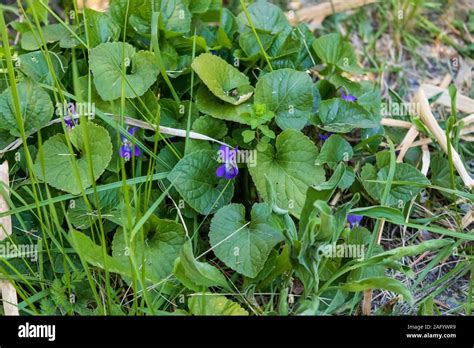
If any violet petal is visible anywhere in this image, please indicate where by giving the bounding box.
[216,164,226,178]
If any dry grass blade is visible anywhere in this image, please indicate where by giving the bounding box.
[396,126,419,163]
[415,88,474,189]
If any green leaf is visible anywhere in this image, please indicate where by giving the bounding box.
[258,124,275,139]
[255,69,314,130]
[83,8,121,47]
[192,115,228,139]
[21,24,80,51]
[242,129,256,143]
[293,23,317,70]
[268,27,301,59]
[67,189,123,229]
[318,98,380,133]
[70,230,160,284]
[0,129,15,149]
[312,33,359,72]
[430,154,461,199]
[237,1,289,34]
[351,206,405,224]
[17,51,65,86]
[167,150,234,215]
[238,31,275,59]
[209,203,284,278]
[299,164,346,234]
[195,86,252,124]
[339,166,355,189]
[361,163,430,206]
[0,81,54,136]
[192,53,253,105]
[159,0,192,37]
[338,276,414,304]
[316,134,353,166]
[328,76,382,117]
[366,239,452,265]
[248,130,325,217]
[27,0,49,24]
[112,218,185,280]
[174,240,229,291]
[188,293,248,315]
[159,99,198,131]
[33,122,113,195]
[189,0,211,14]
[90,42,159,101]
[343,239,452,286]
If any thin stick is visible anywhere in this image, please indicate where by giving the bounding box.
[439,74,452,89]
[396,126,419,163]
[415,88,474,189]
[421,142,431,176]
[362,291,372,315]
[380,118,413,129]
[0,161,19,315]
[461,114,474,126]
[291,0,378,28]
[381,115,474,131]
[461,211,472,230]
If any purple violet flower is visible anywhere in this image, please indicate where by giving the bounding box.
[347,215,363,229]
[64,117,78,130]
[63,103,78,129]
[341,89,357,102]
[318,132,333,141]
[216,145,238,180]
[119,127,141,161]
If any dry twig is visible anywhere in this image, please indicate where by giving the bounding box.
[289,0,378,29]
[0,161,19,315]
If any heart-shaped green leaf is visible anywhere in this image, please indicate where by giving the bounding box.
[21,24,80,51]
[236,1,289,34]
[255,68,314,130]
[160,0,192,36]
[0,81,54,136]
[167,150,234,215]
[192,53,253,105]
[318,98,380,133]
[112,218,186,281]
[67,189,123,229]
[17,52,65,86]
[33,122,113,195]
[361,163,430,206]
[313,33,360,73]
[209,203,284,278]
[70,230,162,283]
[316,134,353,167]
[90,42,159,101]
[195,85,252,124]
[84,8,121,48]
[248,129,325,217]
[192,115,228,139]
